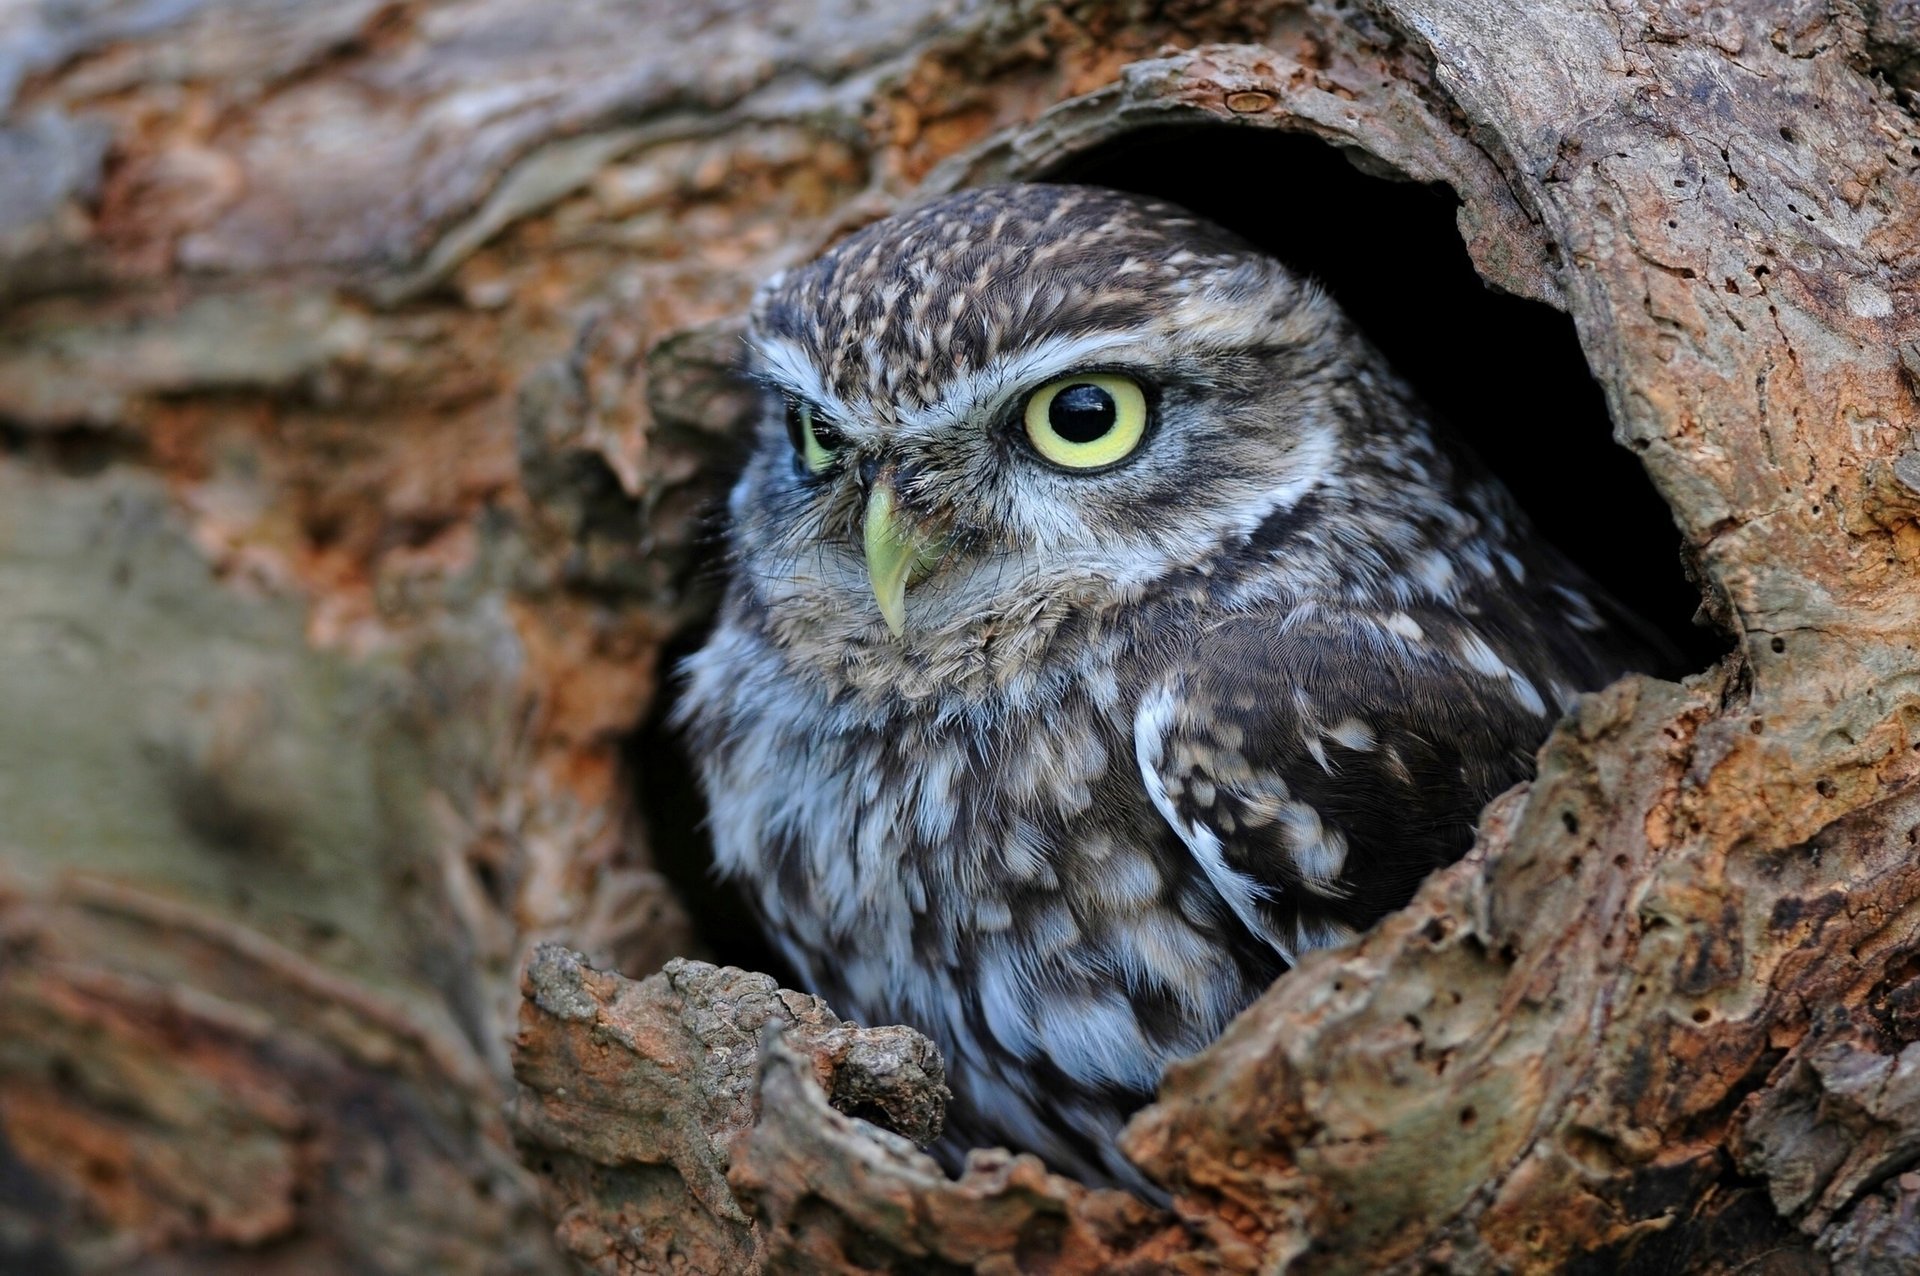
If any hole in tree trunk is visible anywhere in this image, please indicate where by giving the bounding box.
[631,123,1729,976]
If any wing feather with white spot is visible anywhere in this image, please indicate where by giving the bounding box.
[1133,607,1601,962]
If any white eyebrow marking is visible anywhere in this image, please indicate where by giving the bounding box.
[885,330,1151,435]
[752,327,1161,442]
[750,334,841,411]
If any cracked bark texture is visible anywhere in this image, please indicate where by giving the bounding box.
[3,0,1918,1273]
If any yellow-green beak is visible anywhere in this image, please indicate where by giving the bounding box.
[862,482,943,637]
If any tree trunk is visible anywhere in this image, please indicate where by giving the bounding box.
[3,1,1917,1273]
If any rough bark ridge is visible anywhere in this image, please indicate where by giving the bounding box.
[2,0,1917,1272]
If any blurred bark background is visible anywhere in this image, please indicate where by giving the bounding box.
[2,1,1918,1273]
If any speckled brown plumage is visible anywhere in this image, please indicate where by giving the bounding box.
[677,183,1661,1194]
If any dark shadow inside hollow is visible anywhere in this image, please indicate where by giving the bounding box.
[630,620,799,987]
[633,122,1728,977]
[1042,124,1725,669]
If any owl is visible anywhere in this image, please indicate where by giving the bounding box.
[676,183,1660,1195]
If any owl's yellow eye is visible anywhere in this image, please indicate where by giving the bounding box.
[785,398,839,473]
[1022,374,1148,470]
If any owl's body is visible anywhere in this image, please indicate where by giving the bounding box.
[679,185,1658,1192]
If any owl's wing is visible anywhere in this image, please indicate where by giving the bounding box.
[1133,606,1585,963]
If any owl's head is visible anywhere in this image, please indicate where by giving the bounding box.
[732,184,1373,670]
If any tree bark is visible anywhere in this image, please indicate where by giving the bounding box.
[2,1,1917,1273]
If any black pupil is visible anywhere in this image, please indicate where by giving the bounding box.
[784,401,809,453]
[1048,384,1117,444]
[785,399,838,459]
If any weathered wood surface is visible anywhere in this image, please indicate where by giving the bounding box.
[4,0,1918,1272]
